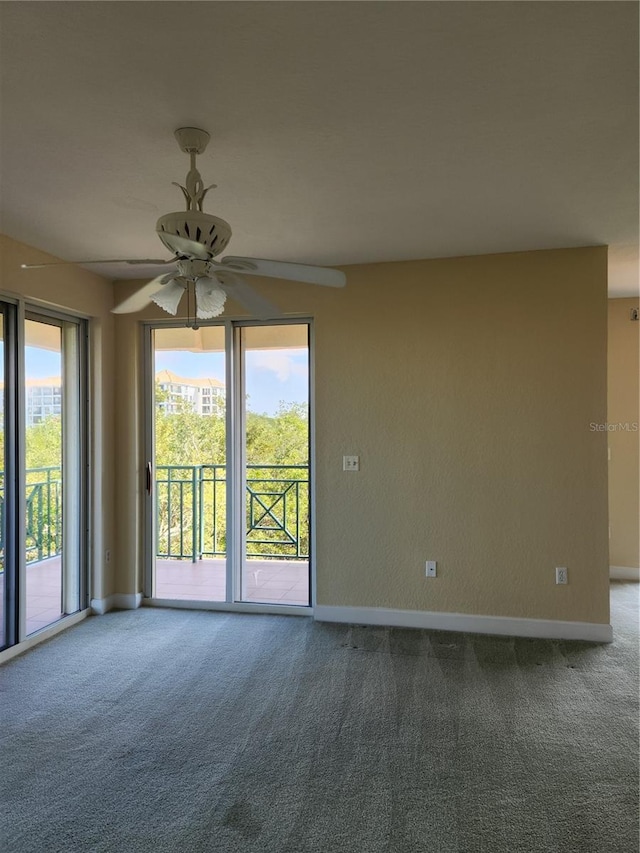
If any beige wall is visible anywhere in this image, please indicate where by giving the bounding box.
[114,246,610,625]
[113,311,144,598]
[0,238,613,628]
[608,297,640,569]
[0,235,116,601]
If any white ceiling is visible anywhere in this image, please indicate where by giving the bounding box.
[0,2,638,295]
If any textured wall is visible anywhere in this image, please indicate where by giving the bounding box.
[313,248,609,623]
[0,239,611,625]
[0,234,116,600]
[607,297,640,569]
[114,246,609,625]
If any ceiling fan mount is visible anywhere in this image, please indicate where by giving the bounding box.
[174,126,211,155]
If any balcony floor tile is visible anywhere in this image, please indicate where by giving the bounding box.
[1,555,309,635]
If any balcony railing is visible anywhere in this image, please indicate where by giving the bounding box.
[156,464,309,562]
[0,463,309,569]
[0,466,62,565]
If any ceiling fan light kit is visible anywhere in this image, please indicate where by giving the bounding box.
[150,279,187,316]
[23,127,346,326]
[195,277,227,319]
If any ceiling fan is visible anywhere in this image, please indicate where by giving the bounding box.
[22,127,346,326]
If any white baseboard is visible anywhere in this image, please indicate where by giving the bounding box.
[0,609,89,665]
[610,566,640,581]
[90,596,111,614]
[313,605,613,643]
[91,592,143,614]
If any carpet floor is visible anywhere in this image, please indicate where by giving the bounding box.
[0,583,638,852]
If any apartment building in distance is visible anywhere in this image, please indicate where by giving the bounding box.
[155,369,225,416]
[0,371,224,428]
[0,376,63,427]
[27,377,62,426]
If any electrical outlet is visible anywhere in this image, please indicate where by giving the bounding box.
[555,566,568,585]
[425,560,437,578]
[105,549,111,564]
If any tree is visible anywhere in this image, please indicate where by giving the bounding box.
[25,416,62,469]
[153,387,309,559]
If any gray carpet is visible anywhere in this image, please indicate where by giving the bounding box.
[1,583,638,853]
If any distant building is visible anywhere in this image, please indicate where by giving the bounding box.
[26,377,63,425]
[0,372,225,426]
[0,376,64,427]
[155,369,225,416]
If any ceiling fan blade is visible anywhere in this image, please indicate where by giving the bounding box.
[111,274,176,314]
[215,272,280,320]
[150,280,187,316]
[195,277,227,319]
[220,256,346,288]
[158,232,210,261]
[22,258,175,270]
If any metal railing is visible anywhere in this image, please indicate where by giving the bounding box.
[0,466,62,566]
[156,464,309,562]
[0,463,309,569]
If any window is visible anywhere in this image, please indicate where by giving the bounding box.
[0,302,88,651]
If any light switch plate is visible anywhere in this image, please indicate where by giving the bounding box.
[343,455,360,471]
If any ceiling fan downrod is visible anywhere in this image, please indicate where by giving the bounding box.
[156,127,232,259]
[172,128,216,213]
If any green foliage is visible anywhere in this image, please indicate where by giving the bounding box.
[154,389,309,560]
[245,404,308,466]
[155,396,308,467]
[9,416,64,563]
[0,415,63,470]
[25,416,62,469]
[8,394,310,563]
[8,393,309,470]
[155,406,226,467]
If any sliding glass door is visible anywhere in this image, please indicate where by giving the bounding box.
[24,317,64,634]
[152,325,227,602]
[147,321,311,608]
[239,324,310,605]
[0,303,87,651]
[0,310,7,643]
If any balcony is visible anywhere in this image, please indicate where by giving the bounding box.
[0,464,310,636]
[155,463,309,605]
[0,467,64,635]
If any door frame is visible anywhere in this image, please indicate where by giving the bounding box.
[0,299,89,652]
[142,318,315,614]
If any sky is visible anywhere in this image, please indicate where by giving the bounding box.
[25,347,61,377]
[0,347,62,379]
[155,347,308,416]
[1,345,308,417]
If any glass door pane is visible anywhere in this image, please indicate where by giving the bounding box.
[24,319,64,634]
[0,309,85,649]
[239,324,310,605]
[0,312,5,644]
[153,326,227,602]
